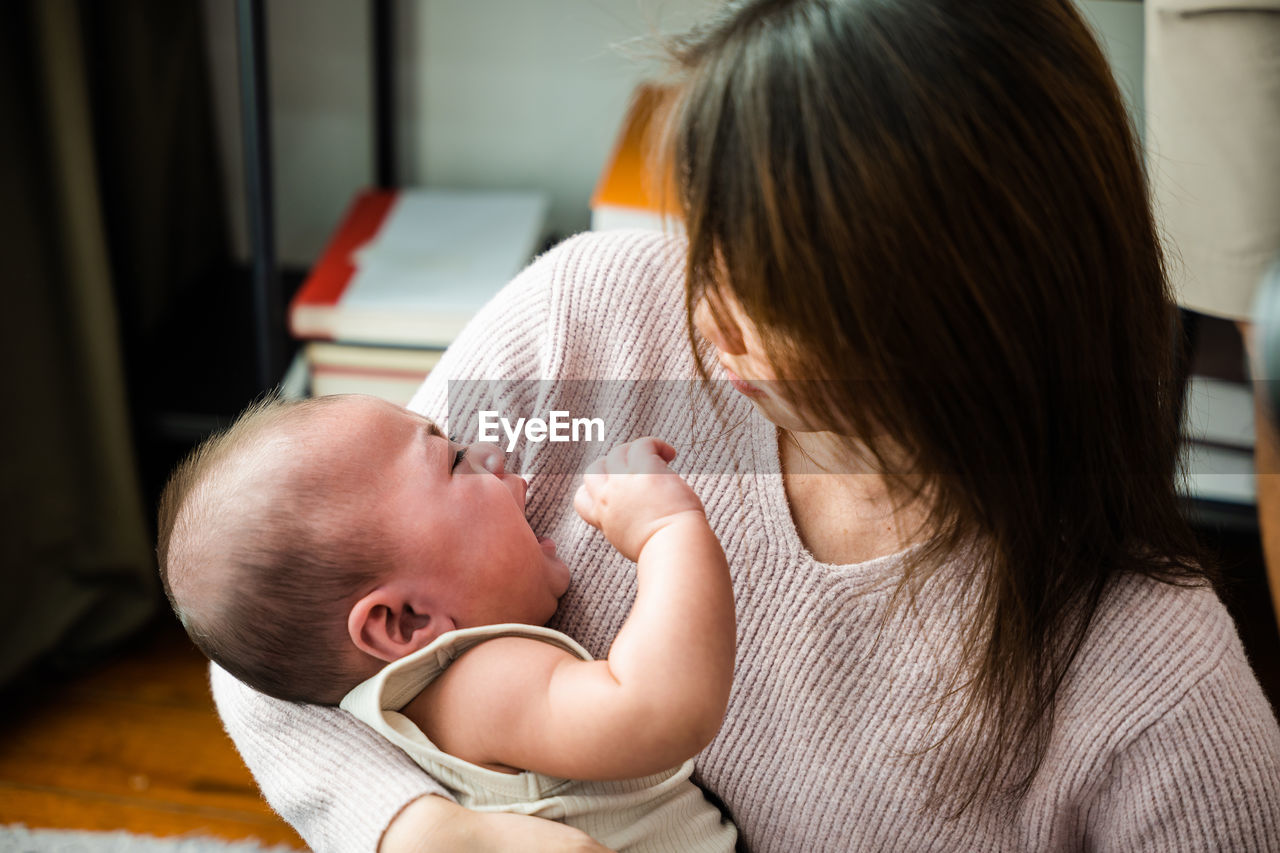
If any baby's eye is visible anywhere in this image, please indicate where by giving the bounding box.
[452,447,467,471]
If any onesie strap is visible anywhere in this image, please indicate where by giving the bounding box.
[343,623,592,713]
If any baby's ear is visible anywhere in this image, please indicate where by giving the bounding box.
[348,586,455,663]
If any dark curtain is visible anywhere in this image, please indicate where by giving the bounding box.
[0,0,230,687]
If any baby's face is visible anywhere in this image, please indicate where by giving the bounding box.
[324,395,571,628]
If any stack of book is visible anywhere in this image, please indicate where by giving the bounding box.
[1181,375,1256,508]
[288,188,549,405]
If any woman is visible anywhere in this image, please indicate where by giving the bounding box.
[211,1,1280,849]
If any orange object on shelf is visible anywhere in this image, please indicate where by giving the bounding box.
[590,84,680,231]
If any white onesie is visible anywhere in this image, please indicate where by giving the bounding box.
[341,623,738,853]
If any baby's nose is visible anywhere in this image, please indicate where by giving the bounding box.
[465,441,506,475]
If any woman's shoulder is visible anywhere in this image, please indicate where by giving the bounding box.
[478,227,686,324]
[547,228,685,305]
[1048,573,1280,844]
[1097,571,1235,649]
[536,228,694,378]
[541,228,686,303]
[546,226,685,267]
[1064,572,1259,729]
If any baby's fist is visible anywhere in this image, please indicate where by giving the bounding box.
[573,437,705,561]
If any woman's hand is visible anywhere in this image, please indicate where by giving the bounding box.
[380,795,615,853]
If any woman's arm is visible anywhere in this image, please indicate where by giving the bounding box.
[210,665,444,852]
[1083,646,1280,849]
[214,671,616,852]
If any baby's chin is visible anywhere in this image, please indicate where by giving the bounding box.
[549,556,572,599]
[540,542,572,599]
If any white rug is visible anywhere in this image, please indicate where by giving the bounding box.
[0,826,303,853]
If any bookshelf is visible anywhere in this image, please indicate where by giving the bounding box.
[133,1,396,510]
[233,0,397,395]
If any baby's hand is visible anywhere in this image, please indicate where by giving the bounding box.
[573,437,705,562]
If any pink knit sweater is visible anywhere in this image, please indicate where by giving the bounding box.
[212,229,1280,852]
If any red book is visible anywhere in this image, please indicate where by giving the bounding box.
[289,188,549,347]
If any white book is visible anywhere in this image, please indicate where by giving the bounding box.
[290,189,549,347]
[1184,375,1255,450]
[1180,441,1256,506]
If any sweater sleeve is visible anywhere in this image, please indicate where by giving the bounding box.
[208,239,569,852]
[1084,637,1280,851]
[210,665,442,852]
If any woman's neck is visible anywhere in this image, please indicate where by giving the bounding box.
[778,429,931,565]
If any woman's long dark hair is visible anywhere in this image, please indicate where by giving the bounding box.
[665,0,1210,812]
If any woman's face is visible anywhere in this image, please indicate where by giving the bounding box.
[693,290,815,432]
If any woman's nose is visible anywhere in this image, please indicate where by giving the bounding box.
[463,441,506,476]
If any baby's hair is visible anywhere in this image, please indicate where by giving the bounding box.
[157,394,392,704]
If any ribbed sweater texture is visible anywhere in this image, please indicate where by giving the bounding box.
[212,229,1280,852]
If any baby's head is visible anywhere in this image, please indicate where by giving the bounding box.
[157,394,571,704]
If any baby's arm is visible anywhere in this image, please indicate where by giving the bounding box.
[407,437,735,781]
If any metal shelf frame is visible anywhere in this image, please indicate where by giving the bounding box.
[233,0,396,391]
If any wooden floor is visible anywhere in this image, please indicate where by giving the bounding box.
[0,615,306,849]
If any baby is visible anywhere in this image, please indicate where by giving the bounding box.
[156,393,738,852]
